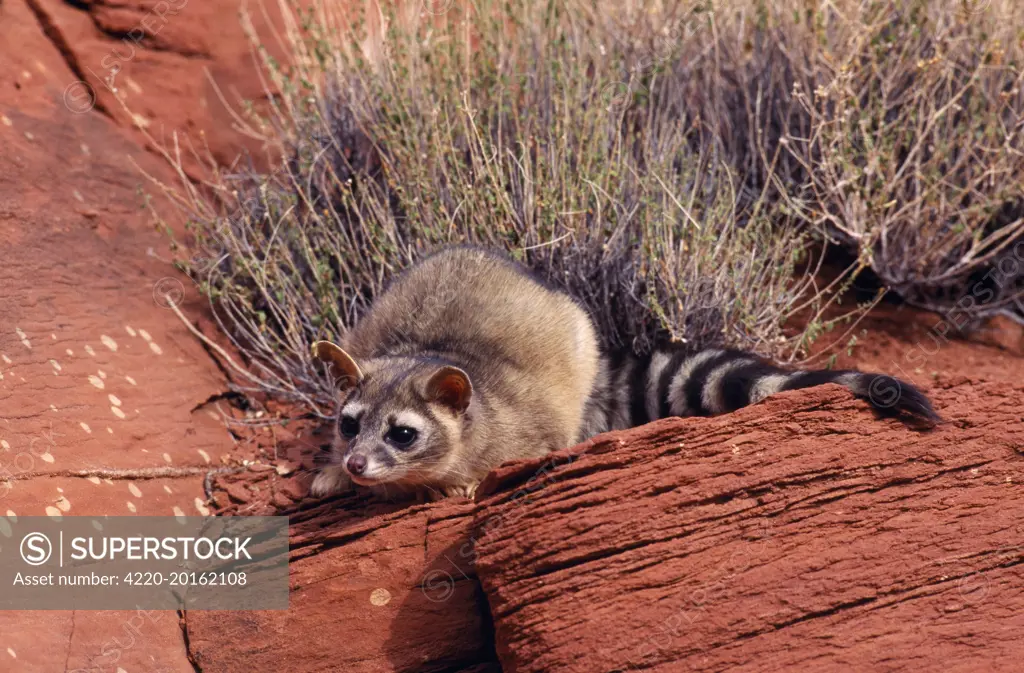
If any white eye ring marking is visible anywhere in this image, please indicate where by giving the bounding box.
[341,402,367,418]
[392,410,427,434]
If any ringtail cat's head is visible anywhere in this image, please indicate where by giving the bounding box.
[309,341,473,493]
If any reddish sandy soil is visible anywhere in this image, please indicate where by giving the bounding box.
[1,1,1022,671]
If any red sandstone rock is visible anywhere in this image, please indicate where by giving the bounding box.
[473,382,1024,672]
[0,0,262,669]
[185,380,1024,673]
[17,0,283,172]
[184,495,501,672]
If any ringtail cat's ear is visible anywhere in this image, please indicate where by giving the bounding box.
[312,341,363,390]
[425,366,472,414]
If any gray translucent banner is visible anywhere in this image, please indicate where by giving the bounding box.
[0,516,288,610]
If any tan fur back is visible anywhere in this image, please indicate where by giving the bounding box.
[341,247,600,483]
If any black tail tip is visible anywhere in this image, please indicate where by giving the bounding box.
[861,374,942,425]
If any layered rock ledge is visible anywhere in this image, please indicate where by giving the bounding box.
[187,380,1024,672]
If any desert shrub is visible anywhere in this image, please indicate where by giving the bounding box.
[648,1,819,201]
[622,0,1024,324]
[155,0,852,414]
[781,0,1024,323]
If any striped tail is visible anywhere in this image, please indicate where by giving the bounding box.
[622,348,940,427]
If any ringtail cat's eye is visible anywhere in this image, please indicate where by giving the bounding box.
[339,416,360,439]
[386,425,418,447]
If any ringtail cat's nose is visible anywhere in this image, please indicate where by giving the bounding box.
[346,454,367,475]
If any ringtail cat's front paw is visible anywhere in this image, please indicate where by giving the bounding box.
[437,482,479,501]
[310,465,352,498]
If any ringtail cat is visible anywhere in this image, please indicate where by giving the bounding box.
[310,247,938,499]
